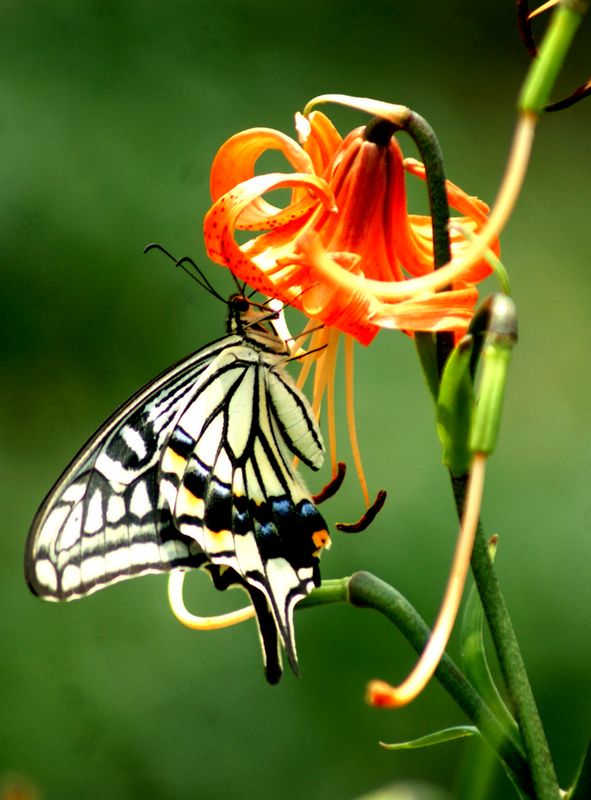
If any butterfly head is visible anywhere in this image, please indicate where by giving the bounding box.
[227,294,290,356]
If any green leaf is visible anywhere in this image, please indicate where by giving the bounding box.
[415,331,440,403]
[380,725,480,751]
[436,335,474,476]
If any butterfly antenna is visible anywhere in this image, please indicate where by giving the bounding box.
[144,243,225,303]
[228,270,247,296]
[175,257,226,302]
[144,242,176,261]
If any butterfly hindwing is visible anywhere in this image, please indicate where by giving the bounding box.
[167,344,330,676]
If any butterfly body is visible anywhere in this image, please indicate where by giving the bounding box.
[26,295,330,682]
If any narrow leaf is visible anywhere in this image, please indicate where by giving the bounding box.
[415,331,440,403]
[436,336,474,476]
[380,725,480,751]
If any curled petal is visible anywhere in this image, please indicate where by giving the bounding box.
[204,173,336,296]
[210,128,315,227]
[404,158,491,222]
[372,286,478,335]
[296,234,383,345]
[295,111,343,175]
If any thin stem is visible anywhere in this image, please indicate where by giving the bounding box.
[403,110,454,371]
[410,95,558,800]
[404,112,450,270]
[451,475,561,800]
[347,571,535,798]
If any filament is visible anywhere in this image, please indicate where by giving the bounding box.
[344,335,370,507]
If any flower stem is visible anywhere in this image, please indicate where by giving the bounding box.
[403,111,454,370]
[451,475,561,800]
[519,0,589,114]
[408,101,561,800]
[346,571,535,798]
[405,104,560,800]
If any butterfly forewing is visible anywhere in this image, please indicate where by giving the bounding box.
[25,337,238,600]
[26,297,330,682]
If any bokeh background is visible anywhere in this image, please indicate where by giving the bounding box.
[1,2,590,798]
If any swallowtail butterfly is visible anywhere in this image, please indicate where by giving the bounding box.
[25,284,330,684]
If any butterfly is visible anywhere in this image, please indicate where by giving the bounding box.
[25,254,331,684]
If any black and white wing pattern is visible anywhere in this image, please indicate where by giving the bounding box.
[26,295,330,683]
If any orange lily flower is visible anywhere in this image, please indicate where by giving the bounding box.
[204,95,498,505]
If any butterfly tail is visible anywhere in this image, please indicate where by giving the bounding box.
[205,564,284,684]
[246,583,285,685]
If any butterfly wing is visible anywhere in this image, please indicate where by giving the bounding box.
[162,345,330,680]
[27,326,330,682]
[25,336,242,600]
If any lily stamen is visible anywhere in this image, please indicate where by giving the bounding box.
[336,490,388,534]
[312,461,347,504]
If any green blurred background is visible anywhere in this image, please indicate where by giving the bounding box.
[1,2,590,798]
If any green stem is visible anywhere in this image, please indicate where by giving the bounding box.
[298,577,349,608]
[404,102,560,800]
[460,539,522,749]
[519,1,589,114]
[404,111,454,370]
[346,571,535,798]
[451,475,561,800]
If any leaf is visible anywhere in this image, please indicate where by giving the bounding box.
[414,331,440,403]
[380,725,480,751]
[436,335,474,476]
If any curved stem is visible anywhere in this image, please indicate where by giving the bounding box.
[346,571,535,798]
[402,110,454,371]
[404,111,450,270]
